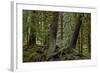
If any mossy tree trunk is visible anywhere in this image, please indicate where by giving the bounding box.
[67,14,82,49]
[46,12,59,59]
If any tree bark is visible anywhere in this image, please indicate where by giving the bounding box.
[61,14,63,41]
[28,11,36,47]
[46,12,59,59]
[79,26,83,56]
[67,15,82,49]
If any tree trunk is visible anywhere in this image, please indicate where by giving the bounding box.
[61,14,63,41]
[27,11,31,47]
[28,11,36,47]
[46,14,83,58]
[79,26,83,56]
[67,15,82,49]
[46,12,59,59]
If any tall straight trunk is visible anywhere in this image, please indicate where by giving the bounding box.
[61,14,63,41]
[43,12,46,45]
[78,35,80,53]
[26,25,28,47]
[46,12,59,59]
[67,15,82,49]
[27,11,31,47]
[88,33,91,57]
[28,11,36,47]
[79,27,83,56]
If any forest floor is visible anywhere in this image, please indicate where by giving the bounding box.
[23,45,90,62]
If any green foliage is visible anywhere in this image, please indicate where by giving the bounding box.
[23,10,91,62]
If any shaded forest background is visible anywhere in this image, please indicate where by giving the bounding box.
[23,10,91,62]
